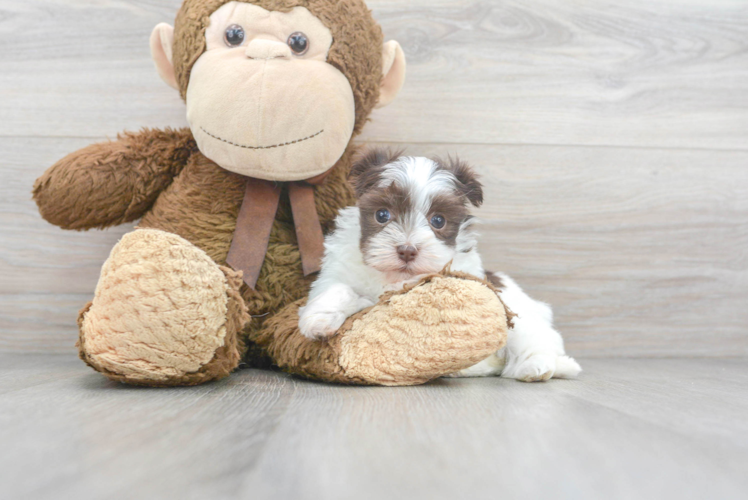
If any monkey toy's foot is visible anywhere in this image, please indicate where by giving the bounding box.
[78,229,249,387]
[258,273,509,386]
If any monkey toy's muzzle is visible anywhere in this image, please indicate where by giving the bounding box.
[186,51,356,182]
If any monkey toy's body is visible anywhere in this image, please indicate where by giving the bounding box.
[33,0,510,387]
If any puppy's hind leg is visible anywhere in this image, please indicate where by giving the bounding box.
[493,273,582,382]
[298,284,374,340]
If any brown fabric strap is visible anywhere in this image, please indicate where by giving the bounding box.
[289,182,325,277]
[226,179,282,290]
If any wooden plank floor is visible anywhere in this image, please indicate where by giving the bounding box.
[1,354,746,500]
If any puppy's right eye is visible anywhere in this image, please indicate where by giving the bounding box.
[375,209,391,224]
[224,25,245,47]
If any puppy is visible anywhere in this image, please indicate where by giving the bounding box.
[298,149,581,382]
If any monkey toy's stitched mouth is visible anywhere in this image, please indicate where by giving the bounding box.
[199,127,325,150]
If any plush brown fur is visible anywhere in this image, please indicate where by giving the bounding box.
[33,128,197,230]
[134,142,358,368]
[35,0,372,376]
[33,0,509,386]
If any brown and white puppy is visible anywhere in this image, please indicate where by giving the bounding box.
[298,149,582,381]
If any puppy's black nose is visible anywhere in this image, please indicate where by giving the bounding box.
[397,245,419,263]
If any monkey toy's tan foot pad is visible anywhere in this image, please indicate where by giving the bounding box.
[78,229,249,387]
[258,273,509,386]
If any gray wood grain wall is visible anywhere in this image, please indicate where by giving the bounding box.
[1,0,746,356]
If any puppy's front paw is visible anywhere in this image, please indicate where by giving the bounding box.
[512,354,557,382]
[299,310,348,341]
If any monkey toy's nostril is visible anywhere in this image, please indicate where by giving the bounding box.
[397,245,419,263]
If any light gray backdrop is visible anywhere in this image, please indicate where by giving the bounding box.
[1,0,747,357]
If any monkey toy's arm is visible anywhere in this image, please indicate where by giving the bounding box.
[33,128,195,230]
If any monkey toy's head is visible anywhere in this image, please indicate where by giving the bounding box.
[150,0,406,182]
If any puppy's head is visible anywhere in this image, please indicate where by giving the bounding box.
[350,148,483,280]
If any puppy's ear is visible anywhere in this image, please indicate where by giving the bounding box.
[350,148,404,198]
[440,157,484,207]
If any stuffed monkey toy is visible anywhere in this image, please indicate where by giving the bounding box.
[33,0,509,387]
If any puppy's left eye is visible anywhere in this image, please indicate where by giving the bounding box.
[375,209,391,224]
[430,215,446,229]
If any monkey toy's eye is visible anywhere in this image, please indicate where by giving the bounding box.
[375,209,391,224]
[287,32,309,55]
[224,24,245,47]
[430,215,446,229]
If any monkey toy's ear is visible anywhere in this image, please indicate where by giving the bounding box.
[150,23,179,90]
[376,41,407,109]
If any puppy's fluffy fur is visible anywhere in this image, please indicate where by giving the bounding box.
[298,149,581,382]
